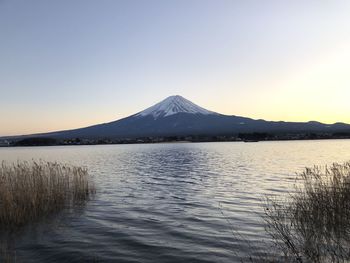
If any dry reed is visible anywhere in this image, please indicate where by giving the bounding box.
[0,161,95,230]
[264,162,350,263]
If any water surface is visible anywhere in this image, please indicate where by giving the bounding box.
[1,140,350,262]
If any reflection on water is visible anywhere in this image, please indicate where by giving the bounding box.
[1,140,350,262]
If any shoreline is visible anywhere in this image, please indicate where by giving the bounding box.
[1,136,350,148]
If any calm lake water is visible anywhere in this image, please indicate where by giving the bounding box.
[1,140,350,262]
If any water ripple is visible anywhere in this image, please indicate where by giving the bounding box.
[1,140,350,262]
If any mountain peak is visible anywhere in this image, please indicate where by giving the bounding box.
[136,95,217,119]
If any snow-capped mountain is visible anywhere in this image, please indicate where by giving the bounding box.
[135,95,217,119]
[5,95,350,140]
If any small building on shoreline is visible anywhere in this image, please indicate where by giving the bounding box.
[0,140,10,147]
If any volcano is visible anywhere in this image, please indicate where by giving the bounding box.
[5,95,350,140]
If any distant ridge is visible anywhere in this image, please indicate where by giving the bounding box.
[3,95,350,140]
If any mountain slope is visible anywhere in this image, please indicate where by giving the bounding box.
[135,95,217,118]
[5,95,350,140]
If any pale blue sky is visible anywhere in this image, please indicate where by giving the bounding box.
[1,0,350,135]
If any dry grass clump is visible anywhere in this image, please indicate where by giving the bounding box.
[264,162,350,263]
[0,161,95,230]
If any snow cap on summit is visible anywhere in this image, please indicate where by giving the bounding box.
[136,95,217,119]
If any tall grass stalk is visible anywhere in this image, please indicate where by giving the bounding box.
[0,161,95,230]
[264,162,350,263]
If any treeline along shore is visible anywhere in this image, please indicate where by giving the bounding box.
[1,132,350,147]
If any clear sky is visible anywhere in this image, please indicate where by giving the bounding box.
[1,0,350,136]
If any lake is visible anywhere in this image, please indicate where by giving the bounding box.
[1,140,350,262]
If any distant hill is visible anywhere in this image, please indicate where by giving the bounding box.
[3,95,350,140]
